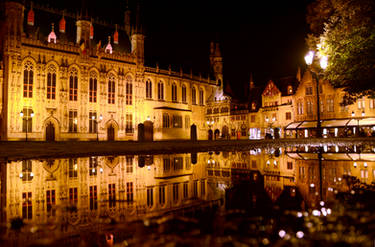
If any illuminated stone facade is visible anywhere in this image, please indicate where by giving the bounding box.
[0,1,221,141]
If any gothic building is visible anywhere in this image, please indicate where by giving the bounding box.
[0,0,222,141]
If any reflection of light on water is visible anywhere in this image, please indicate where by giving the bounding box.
[278,230,286,238]
[296,231,304,238]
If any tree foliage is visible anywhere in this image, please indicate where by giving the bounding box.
[306,0,375,104]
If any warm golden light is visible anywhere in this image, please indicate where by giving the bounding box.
[20,111,24,117]
[320,56,328,70]
[304,51,314,65]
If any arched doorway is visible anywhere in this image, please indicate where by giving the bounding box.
[222,126,229,139]
[208,129,213,140]
[46,122,55,141]
[214,129,220,140]
[107,125,115,141]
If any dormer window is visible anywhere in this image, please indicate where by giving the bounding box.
[105,36,113,54]
[27,7,34,26]
[48,23,57,43]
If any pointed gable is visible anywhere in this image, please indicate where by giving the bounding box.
[262,80,281,97]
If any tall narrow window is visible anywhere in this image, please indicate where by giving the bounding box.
[159,185,165,206]
[108,74,115,104]
[193,180,198,198]
[183,182,188,199]
[22,160,33,181]
[158,81,164,100]
[126,75,132,105]
[172,115,182,128]
[68,110,78,133]
[23,61,33,98]
[173,183,179,202]
[172,83,177,102]
[89,157,98,176]
[89,112,97,133]
[201,180,205,196]
[182,84,186,103]
[146,79,152,99]
[89,185,98,210]
[46,65,56,100]
[69,68,78,101]
[22,192,32,219]
[163,158,170,171]
[126,156,133,173]
[185,115,190,129]
[108,184,116,208]
[199,88,204,105]
[126,182,134,202]
[69,158,78,178]
[147,187,153,207]
[126,114,133,133]
[191,87,196,105]
[69,188,78,205]
[46,190,56,217]
[89,72,97,103]
[22,108,33,133]
[162,113,170,128]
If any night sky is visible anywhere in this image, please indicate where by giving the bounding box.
[31,0,314,98]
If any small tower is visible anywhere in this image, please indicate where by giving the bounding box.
[59,13,66,33]
[114,24,119,45]
[76,0,92,48]
[131,2,145,65]
[3,1,24,40]
[209,41,224,90]
[27,3,34,26]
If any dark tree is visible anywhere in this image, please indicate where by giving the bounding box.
[306,0,375,104]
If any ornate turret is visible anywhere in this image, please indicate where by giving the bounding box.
[209,41,223,90]
[27,3,34,26]
[76,0,92,48]
[124,0,131,36]
[59,12,66,33]
[131,2,144,65]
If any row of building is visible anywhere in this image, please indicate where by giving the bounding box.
[1,0,374,141]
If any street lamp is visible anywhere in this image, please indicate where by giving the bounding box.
[92,114,103,141]
[20,110,34,141]
[304,51,328,138]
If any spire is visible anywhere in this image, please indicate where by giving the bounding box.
[114,24,119,44]
[214,43,221,57]
[90,21,94,39]
[296,66,302,82]
[124,0,131,35]
[80,0,89,20]
[59,11,66,33]
[48,23,57,43]
[27,2,34,26]
[134,1,143,34]
[105,36,113,54]
[249,73,255,89]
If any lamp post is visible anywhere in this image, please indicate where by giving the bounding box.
[304,51,328,138]
[92,114,103,141]
[20,110,34,141]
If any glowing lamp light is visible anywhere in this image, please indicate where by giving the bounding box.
[92,168,95,173]
[364,162,368,168]
[310,183,315,188]
[146,116,151,121]
[99,114,103,121]
[147,165,151,171]
[362,111,365,117]
[312,210,321,216]
[296,231,304,239]
[297,212,303,218]
[351,111,355,117]
[92,115,96,120]
[279,230,286,238]
[20,111,24,117]
[30,112,34,118]
[320,56,328,70]
[353,162,357,168]
[320,201,325,206]
[19,173,23,178]
[99,167,103,173]
[30,172,34,177]
[304,51,315,65]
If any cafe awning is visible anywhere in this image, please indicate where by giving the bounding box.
[286,117,375,130]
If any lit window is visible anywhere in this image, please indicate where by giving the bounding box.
[23,61,34,98]
[89,71,97,103]
[146,79,152,99]
[69,68,78,101]
[158,81,164,100]
[172,83,177,102]
[46,65,56,100]
[126,75,132,105]
[182,85,186,103]
[108,74,115,104]
[192,87,196,105]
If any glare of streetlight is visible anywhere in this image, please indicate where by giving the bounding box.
[99,114,103,121]
[320,56,328,70]
[304,51,315,65]
[92,115,95,120]
[351,111,355,117]
[362,111,365,117]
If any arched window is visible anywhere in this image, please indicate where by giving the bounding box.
[146,79,152,99]
[126,75,132,105]
[191,87,196,105]
[182,84,186,103]
[23,61,34,98]
[46,65,56,100]
[162,113,169,128]
[89,71,97,103]
[69,68,78,101]
[158,81,164,100]
[199,88,204,105]
[108,74,115,104]
[172,83,177,102]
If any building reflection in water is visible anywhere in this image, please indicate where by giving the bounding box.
[1,144,375,244]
